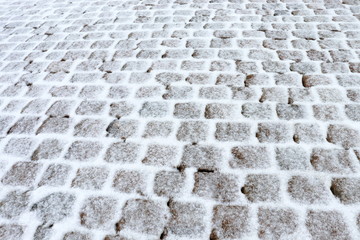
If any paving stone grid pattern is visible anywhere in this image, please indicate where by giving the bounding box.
[1,0,360,239]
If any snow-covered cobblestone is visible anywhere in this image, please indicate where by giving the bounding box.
[0,0,360,239]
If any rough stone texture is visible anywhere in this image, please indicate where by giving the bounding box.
[176,121,209,142]
[0,190,30,219]
[36,117,71,134]
[230,146,271,169]
[193,172,240,202]
[7,116,41,134]
[276,103,307,120]
[153,171,185,197]
[327,124,360,149]
[75,101,106,115]
[104,142,140,163]
[275,146,310,171]
[118,199,169,236]
[211,205,250,239]
[2,162,41,186]
[181,144,223,170]
[31,192,76,223]
[306,210,351,240]
[32,139,64,160]
[65,141,102,161]
[294,123,324,143]
[257,207,298,240]
[256,123,292,143]
[109,102,134,118]
[142,144,179,166]
[242,103,273,119]
[331,178,360,204]
[139,101,168,118]
[4,137,36,157]
[167,201,206,237]
[173,102,202,119]
[80,196,117,229]
[260,87,288,103]
[204,103,237,119]
[71,167,109,190]
[302,75,333,87]
[345,104,360,121]
[288,176,331,204]
[106,120,138,139]
[0,224,24,240]
[63,232,92,240]
[142,121,173,138]
[74,119,105,137]
[242,174,281,202]
[33,225,52,240]
[38,164,71,187]
[113,170,146,195]
[313,104,342,121]
[310,148,356,174]
[215,122,251,142]
[0,0,360,238]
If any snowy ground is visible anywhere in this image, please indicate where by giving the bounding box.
[0,0,360,239]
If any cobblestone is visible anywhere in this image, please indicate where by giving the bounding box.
[2,162,41,186]
[104,142,140,163]
[80,196,117,229]
[215,122,251,142]
[193,172,240,202]
[257,207,298,240]
[230,146,271,169]
[0,224,24,240]
[72,167,109,190]
[0,190,30,219]
[106,120,138,139]
[142,144,179,166]
[32,139,64,160]
[32,192,75,224]
[242,174,280,203]
[173,102,202,119]
[256,123,292,143]
[65,141,102,162]
[310,148,357,174]
[327,124,360,149]
[331,178,360,204]
[306,210,351,240]
[37,117,71,134]
[294,123,324,143]
[275,146,310,171]
[176,121,209,142]
[38,164,71,187]
[0,0,359,238]
[118,199,168,236]
[167,201,206,237]
[211,205,250,239]
[113,170,145,195]
[288,175,331,204]
[181,144,223,170]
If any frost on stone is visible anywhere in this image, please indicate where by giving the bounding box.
[211,205,250,239]
[167,201,206,237]
[306,210,351,240]
[80,196,118,229]
[31,192,76,223]
[0,190,30,219]
[104,142,140,163]
[117,199,169,236]
[258,207,298,240]
[0,224,24,240]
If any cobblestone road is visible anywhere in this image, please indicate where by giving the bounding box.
[1,0,360,239]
